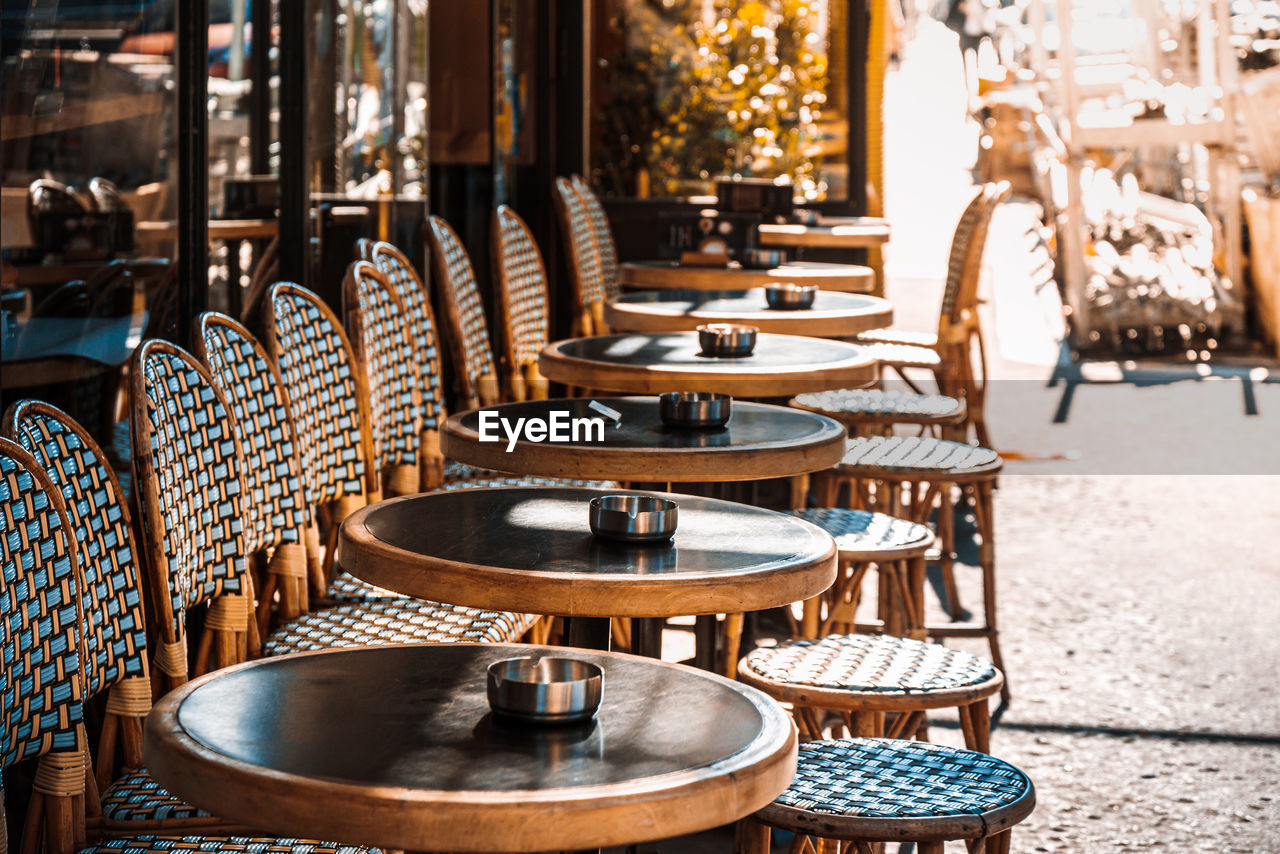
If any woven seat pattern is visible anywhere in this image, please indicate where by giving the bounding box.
[571,175,620,299]
[198,316,308,555]
[857,341,941,369]
[774,738,1029,819]
[268,285,366,506]
[741,634,997,693]
[324,570,401,603]
[361,241,446,432]
[841,436,998,473]
[428,217,498,405]
[135,345,246,621]
[0,444,84,767]
[263,600,537,655]
[853,328,939,348]
[435,475,620,491]
[83,836,379,854]
[790,509,932,553]
[554,178,606,312]
[100,770,212,821]
[793,389,962,421]
[6,404,148,698]
[442,459,497,482]
[495,206,550,369]
[348,262,422,474]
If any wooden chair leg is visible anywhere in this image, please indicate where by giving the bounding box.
[722,613,745,678]
[975,479,1008,703]
[734,818,773,854]
[938,483,963,618]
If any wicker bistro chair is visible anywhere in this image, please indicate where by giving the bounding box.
[569,175,620,301]
[249,288,537,645]
[788,509,934,640]
[195,313,317,623]
[795,183,1009,447]
[553,177,608,337]
[3,404,252,836]
[263,282,380,580]
[129,341,258,692]
[492,205,551,402]
[0,438,88,854]
[820,434,1008,702]
[738,633,1003,751]
[355,239,450,489]
[738,738,1035,854]
[341,261,424,497]
[426,217,500,410]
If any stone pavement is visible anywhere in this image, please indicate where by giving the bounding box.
[875,17,1280,852]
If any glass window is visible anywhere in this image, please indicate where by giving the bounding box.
[590,0,846,201]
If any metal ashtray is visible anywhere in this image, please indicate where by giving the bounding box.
[658,391,732,430]
[588,494,679,543]
[486,656,604,724]
[697,323,758,357]
[765,282,818,310]
[740,247,786,269]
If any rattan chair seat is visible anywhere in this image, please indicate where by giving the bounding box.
[100,770,212,821]
[857,341,941,369]
[791,389,963,424]
[442,459,498,482]
[435,475,620,491]
[740,634,998,696]
[263,600,538,655]
[324,571,402,603]
[840,436,999,475]
[81,836,379,854]
[854,328,939,348]
[758,738,1033,836]
[790,509,932,561]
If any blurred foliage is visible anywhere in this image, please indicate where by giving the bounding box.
[594,0,830,198]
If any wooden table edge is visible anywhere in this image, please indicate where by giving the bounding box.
[440,412,848,482]
[339,491,839,617]
[144,645,799,852]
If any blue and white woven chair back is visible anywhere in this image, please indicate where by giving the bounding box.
[570,175,620,299]
[3,402,148,703]
[427,216,499,408]
[0,438,85,770]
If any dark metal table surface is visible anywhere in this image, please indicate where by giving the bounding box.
[539,332,878,397]
[603,288,893,337]
[145,644,798,852]
[440,396,846,482]
[338,486,836,623]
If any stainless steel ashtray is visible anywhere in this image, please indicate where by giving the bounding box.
[697,323,758,357]
[487,656,604,724]
[588,494,678,543]
[658,391,732,430]
[764,282,818,310]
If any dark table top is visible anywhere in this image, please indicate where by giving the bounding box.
[539,332,878,397]
[338,486,836,617]
[440,396,846,482]
[604,288,893,336]
[145,644,797,851]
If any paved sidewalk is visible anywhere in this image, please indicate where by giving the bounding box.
[878,18,1280,852]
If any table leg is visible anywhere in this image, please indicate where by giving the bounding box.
[226,238,243,318]
[694,614,718,671]
[561,616,611,651]
[631,617,664,659]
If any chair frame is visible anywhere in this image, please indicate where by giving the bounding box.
[491,205,551,402]
[129,340,257,692]
[426,216,501,409]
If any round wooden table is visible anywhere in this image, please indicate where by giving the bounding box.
[338,486,836,626]
[604,288,893,337]
[144,644,798,852]
[539,332,878,397]
[619,260,874,293]
[440,396,846,482]
[757,218,891,249]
